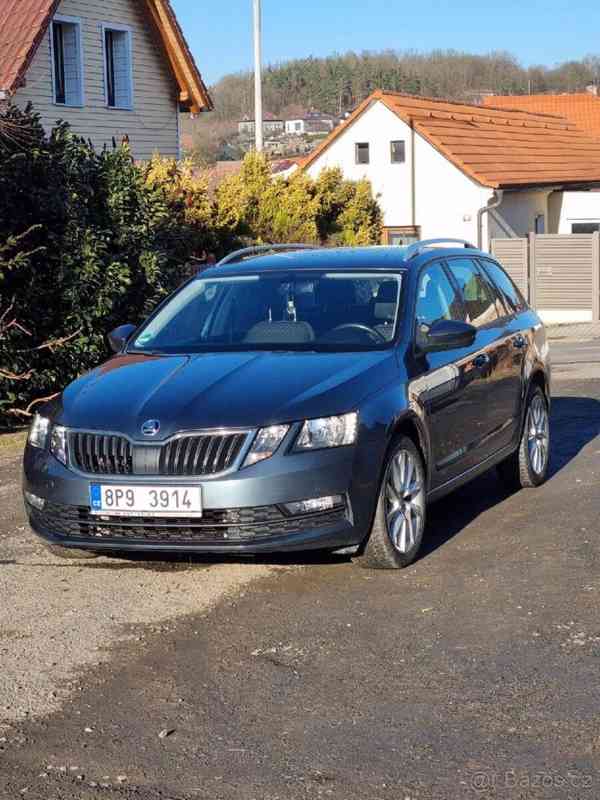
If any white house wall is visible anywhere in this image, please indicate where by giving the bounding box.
[549,191,600,233]
[305,99,494,247]
[412,130,493,245]
[305,101,414,228]
[495,191,550,236]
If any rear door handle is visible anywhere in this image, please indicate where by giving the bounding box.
[513,334,527,349]
[473,353,490,369]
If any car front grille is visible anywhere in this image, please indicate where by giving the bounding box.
[157,433,247,476]
[29,502,347,544]
[71,432,133,475]
[69,431,249,477]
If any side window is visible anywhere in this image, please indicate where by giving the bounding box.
[415,263,465,345]
[51,18,84,107]
[447,258,500,328]
[103,26,133,109]
[480,259,527,315]
[355,143,370,164]
[390,140,406,163]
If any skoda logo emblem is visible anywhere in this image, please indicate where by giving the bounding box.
[141,419,160,437]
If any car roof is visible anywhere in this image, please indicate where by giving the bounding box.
[200,245,490,278]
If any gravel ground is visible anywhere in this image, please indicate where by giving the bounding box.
[0,446,276,723]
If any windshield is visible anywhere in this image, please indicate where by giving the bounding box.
[130,271,402,353]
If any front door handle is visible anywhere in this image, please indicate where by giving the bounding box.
[513,334,527,349]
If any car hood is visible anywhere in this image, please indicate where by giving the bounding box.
[57,350,398,437]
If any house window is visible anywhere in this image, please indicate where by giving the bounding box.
[51,17,83,106]
[572,222,600,234]
[383,226,420,246]
[103,26,133,109]
[355,142,369,165]
[390,140,406,163]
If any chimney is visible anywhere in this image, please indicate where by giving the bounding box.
[586,84,598,96]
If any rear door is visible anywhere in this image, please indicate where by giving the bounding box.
[478,257,530,441]
[446,257,516,460]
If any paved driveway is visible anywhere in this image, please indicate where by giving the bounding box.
[1,361,600,799]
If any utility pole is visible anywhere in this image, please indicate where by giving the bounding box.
[253,0,263,152]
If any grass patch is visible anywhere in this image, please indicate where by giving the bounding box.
[0,429,27,455]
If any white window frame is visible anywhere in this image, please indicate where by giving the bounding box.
[100,22,134,111]
[50,14,85,107]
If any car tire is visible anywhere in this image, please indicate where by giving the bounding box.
[358,435,427,569]
[45,544,99,560]
[497,386,550,490]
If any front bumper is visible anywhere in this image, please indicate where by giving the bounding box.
[23,443,373,554]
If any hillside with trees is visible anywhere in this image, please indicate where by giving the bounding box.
[183,49,600,163]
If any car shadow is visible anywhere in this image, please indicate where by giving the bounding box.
[29,549,351,572]
[31,395,600,572]
[547,395,600,477]
[419,394,600,561]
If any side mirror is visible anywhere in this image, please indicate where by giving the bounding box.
[421,319,476,352]
[108,323,136,354]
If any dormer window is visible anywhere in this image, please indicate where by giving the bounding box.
[51,17,84,107]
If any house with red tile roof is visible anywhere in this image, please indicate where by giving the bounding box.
[302,90,600,247]
[481,92,600,235]
[0,0,212,160]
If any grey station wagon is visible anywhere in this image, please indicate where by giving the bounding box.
[23,240,550,569]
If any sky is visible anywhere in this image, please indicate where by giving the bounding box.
[172,0,600,87]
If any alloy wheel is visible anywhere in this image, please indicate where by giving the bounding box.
[384,449,425,554]
[527,394,549,475]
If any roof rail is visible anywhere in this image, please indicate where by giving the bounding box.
[216,243,320,267]
[404,238,477,260]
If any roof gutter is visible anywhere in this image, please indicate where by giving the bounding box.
[477,189,504,250]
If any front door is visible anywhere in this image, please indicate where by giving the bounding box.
[410,260,494,488]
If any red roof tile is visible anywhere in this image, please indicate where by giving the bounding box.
[302,90,600,189]
[482,93,600,139]
[0,0,58,94]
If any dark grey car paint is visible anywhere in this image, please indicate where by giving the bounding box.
[22,246,550,554]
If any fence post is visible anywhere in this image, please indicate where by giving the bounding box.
[593,231,600,323]
[528,232,536,308]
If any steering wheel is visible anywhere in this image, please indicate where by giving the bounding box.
[328,323,386,344]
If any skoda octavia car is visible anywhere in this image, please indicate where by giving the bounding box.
[23,240,551,569]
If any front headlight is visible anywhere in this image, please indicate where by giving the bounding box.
[294,412,358,451]
[243,424,289,466]
[28,413,50,449]
[49,425,68,465]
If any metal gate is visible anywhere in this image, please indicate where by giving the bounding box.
[491,233,600,321]
[490,238,529,300]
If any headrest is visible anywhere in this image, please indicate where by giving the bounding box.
[243,320,315,344]
[374,302,396,321]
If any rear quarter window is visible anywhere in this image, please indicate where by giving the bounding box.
[479,259,527,315]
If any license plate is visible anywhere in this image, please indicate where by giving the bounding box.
[89,484,202,517]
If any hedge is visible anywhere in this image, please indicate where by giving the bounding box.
[0,104,382,427]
